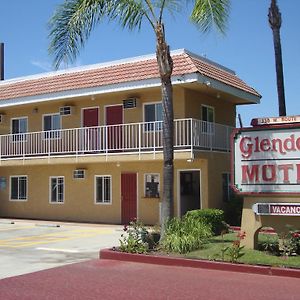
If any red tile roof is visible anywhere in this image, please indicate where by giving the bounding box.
[0,50,260,101]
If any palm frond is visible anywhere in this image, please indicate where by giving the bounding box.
[152,0,182,22]
[190,0,230,34]
[48,0,108,69]
[110,0,149,30]
[49,0,155,68]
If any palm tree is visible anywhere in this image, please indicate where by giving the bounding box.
[48,0,229,236]
[268,0,286,116]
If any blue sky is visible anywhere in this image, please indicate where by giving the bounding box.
[0,0,299,126]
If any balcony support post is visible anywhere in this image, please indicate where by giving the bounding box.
[105,126,108,161]
[138,123,141,160]
[0,135,2,165]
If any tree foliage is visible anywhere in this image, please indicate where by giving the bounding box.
[48,0,230,235]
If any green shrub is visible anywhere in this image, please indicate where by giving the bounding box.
[119,220,149,254]
[223,193,243,226]
[185,209,226,235]
[258,235,279,255]
[160,217,212,254]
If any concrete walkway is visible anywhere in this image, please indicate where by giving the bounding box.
[0,258,299,300]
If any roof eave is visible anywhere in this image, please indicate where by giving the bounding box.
[196,74,261,104]
[0,74,199,108]
[0,72,260,108]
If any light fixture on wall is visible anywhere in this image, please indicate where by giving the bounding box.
[91,95,95,101]
[116,162,120,167]
[187,158,194,163]
[204,80,211,87]
[32,108,38,114]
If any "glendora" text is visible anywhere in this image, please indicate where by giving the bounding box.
[239,134,300,159]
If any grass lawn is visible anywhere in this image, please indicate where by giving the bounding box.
[185,233,300,269]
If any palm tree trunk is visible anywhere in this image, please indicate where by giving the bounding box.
[271,27,286,116]
[155,23,174,238]
[269,0,286,116]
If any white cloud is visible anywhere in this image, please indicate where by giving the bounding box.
[31,59,83,72]
[31,60,53,72]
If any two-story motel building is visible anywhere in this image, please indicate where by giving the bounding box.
[0,49,260,225]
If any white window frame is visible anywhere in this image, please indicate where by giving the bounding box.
[49,176,65,204]
[201,105,215,134]
[10,175,28,201]
[176,169,202,218]
[43,113,62,139]
[94,175,112,205]
[143,102,163,131]
[11,117,28,142]
[144,173,160,198]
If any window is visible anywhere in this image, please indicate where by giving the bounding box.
[11,117,27,141]
[145,174,160,198]
[201,105,215,133]
[50,177,64,203]
[43,114,61,138]
[10,176,27,201]
[144,102,163,130]
[202,105,214,122]
[222,173,232,202]
[95,176,112,204]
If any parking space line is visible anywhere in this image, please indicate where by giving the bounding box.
[0,228,114,248]
[0,225,35,232]
[36,247,80,253]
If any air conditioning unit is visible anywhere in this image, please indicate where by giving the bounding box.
[73,169,85,179]
[123,97,139,109]
[0,114,5,124]
[59,106,73,116]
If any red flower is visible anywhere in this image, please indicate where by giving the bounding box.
[237,231,246,240]
[233,240,240,247]
[292,232,300,238]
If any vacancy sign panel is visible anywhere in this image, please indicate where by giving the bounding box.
[253,203,300,216]
[232,125,300,194]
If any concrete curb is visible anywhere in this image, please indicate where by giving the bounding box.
[100,249,300,279]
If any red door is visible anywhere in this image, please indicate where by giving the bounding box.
[106,105,123,150]
[82,107,99,151]
[121,173,137,224]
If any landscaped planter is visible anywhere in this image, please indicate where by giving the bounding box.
[99,248,300,279]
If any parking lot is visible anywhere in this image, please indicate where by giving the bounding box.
[0,219,123,279]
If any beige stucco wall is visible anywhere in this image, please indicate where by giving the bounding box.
[0,86,234,134]
[241,196,300,249]
[0,87,183,133]
[0,152,230,224]
[184,89,236,126]
[0,85,234,224]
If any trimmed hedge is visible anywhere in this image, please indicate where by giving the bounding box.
[185,209,226,235]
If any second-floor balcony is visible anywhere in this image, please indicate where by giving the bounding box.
[0,119,233,163]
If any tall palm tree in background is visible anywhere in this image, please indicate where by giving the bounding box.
[268,0,286,116]
[48,0,229,236]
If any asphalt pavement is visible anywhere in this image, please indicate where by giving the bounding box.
[0,219,123,279]
[0,259,299,300]
[1,219,299,300]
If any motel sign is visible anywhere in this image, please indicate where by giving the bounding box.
[232,120,300,194]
